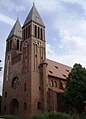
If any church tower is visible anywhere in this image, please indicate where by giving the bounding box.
[2,19,22,116]
[22,3,48,115]
[3,18,22,85]
[2,4,48,118]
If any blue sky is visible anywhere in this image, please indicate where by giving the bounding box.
[0,0,86,95]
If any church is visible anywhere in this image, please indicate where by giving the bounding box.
[2,4,71,118]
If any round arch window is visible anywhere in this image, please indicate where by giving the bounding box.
[50,80,53,87]
[12,77,19,89]
[54,81,57,87]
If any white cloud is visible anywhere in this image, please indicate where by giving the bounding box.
[15,5,26,12]
[59,29,86,54]
[37,0,59,12]
[58,19,86,53]
[46,40,86,68]
[46,43,67,65]
[0,0,26,12]
[0,13,15,26]
[27,0,59,13]
[62,0,86,14]
[46,14,86,67]
[45,0,86,67]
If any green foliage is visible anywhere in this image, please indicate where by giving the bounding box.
[29,112,72,119]
[30,112,86,119]
[79,113,86,119]
[0,115,19,119]
[0,113,86,119]
[30,114,44,119]
[63,63,86,114]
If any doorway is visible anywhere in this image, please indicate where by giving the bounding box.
[10,99,19,116]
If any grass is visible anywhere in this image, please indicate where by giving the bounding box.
[0,112,86,119]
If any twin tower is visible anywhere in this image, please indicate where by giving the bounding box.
[2,4,48,117]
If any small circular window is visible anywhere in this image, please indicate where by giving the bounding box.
[12,77,19,89]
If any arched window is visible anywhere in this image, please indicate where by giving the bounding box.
[9,40,12,50]
[7,42,9,52]
[24,83,26,92]
[50,80,53,87]
[17,39,19,50]
[37,102,41,110]
[28,25,31,37]
[5,92,7,98]
[12,77,19,89]
[38,27,40,38]
[23,29,25,40]
[24,102,27,110]
[10,99,19,115]
[26,27,28,39]
[41,28,43,40]
[35,25,37,37]
[54,81,57,87]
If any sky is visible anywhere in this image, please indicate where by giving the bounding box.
[0,0,86,95]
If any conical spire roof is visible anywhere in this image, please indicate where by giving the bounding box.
[7,19,22,40]
[23,4,45,27]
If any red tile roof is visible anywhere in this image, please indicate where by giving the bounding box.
[46,59,72,79]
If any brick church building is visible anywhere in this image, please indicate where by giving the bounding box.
[2,4,71,118]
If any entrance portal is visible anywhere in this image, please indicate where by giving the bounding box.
[10,99,19,116]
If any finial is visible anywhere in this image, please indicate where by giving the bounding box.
[17,15,19,20]
[33,0,35,6]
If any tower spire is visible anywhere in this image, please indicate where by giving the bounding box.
[23,2,45,27]
[7,18,22,40]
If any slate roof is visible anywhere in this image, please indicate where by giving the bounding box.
[23,4,45,27]
[7,19,22,40]
[46,59,72,79]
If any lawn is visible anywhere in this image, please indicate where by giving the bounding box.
[0,112,86,119]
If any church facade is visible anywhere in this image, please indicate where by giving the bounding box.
[2,4,71,118]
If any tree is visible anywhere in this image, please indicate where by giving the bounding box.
[63,63,86,114]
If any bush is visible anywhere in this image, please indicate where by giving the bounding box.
[79,113,86,119]
[29,112,73,119]
[72,113,86,119]
[45,112,72,119]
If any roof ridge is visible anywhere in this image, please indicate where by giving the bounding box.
[46,58,72,68]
